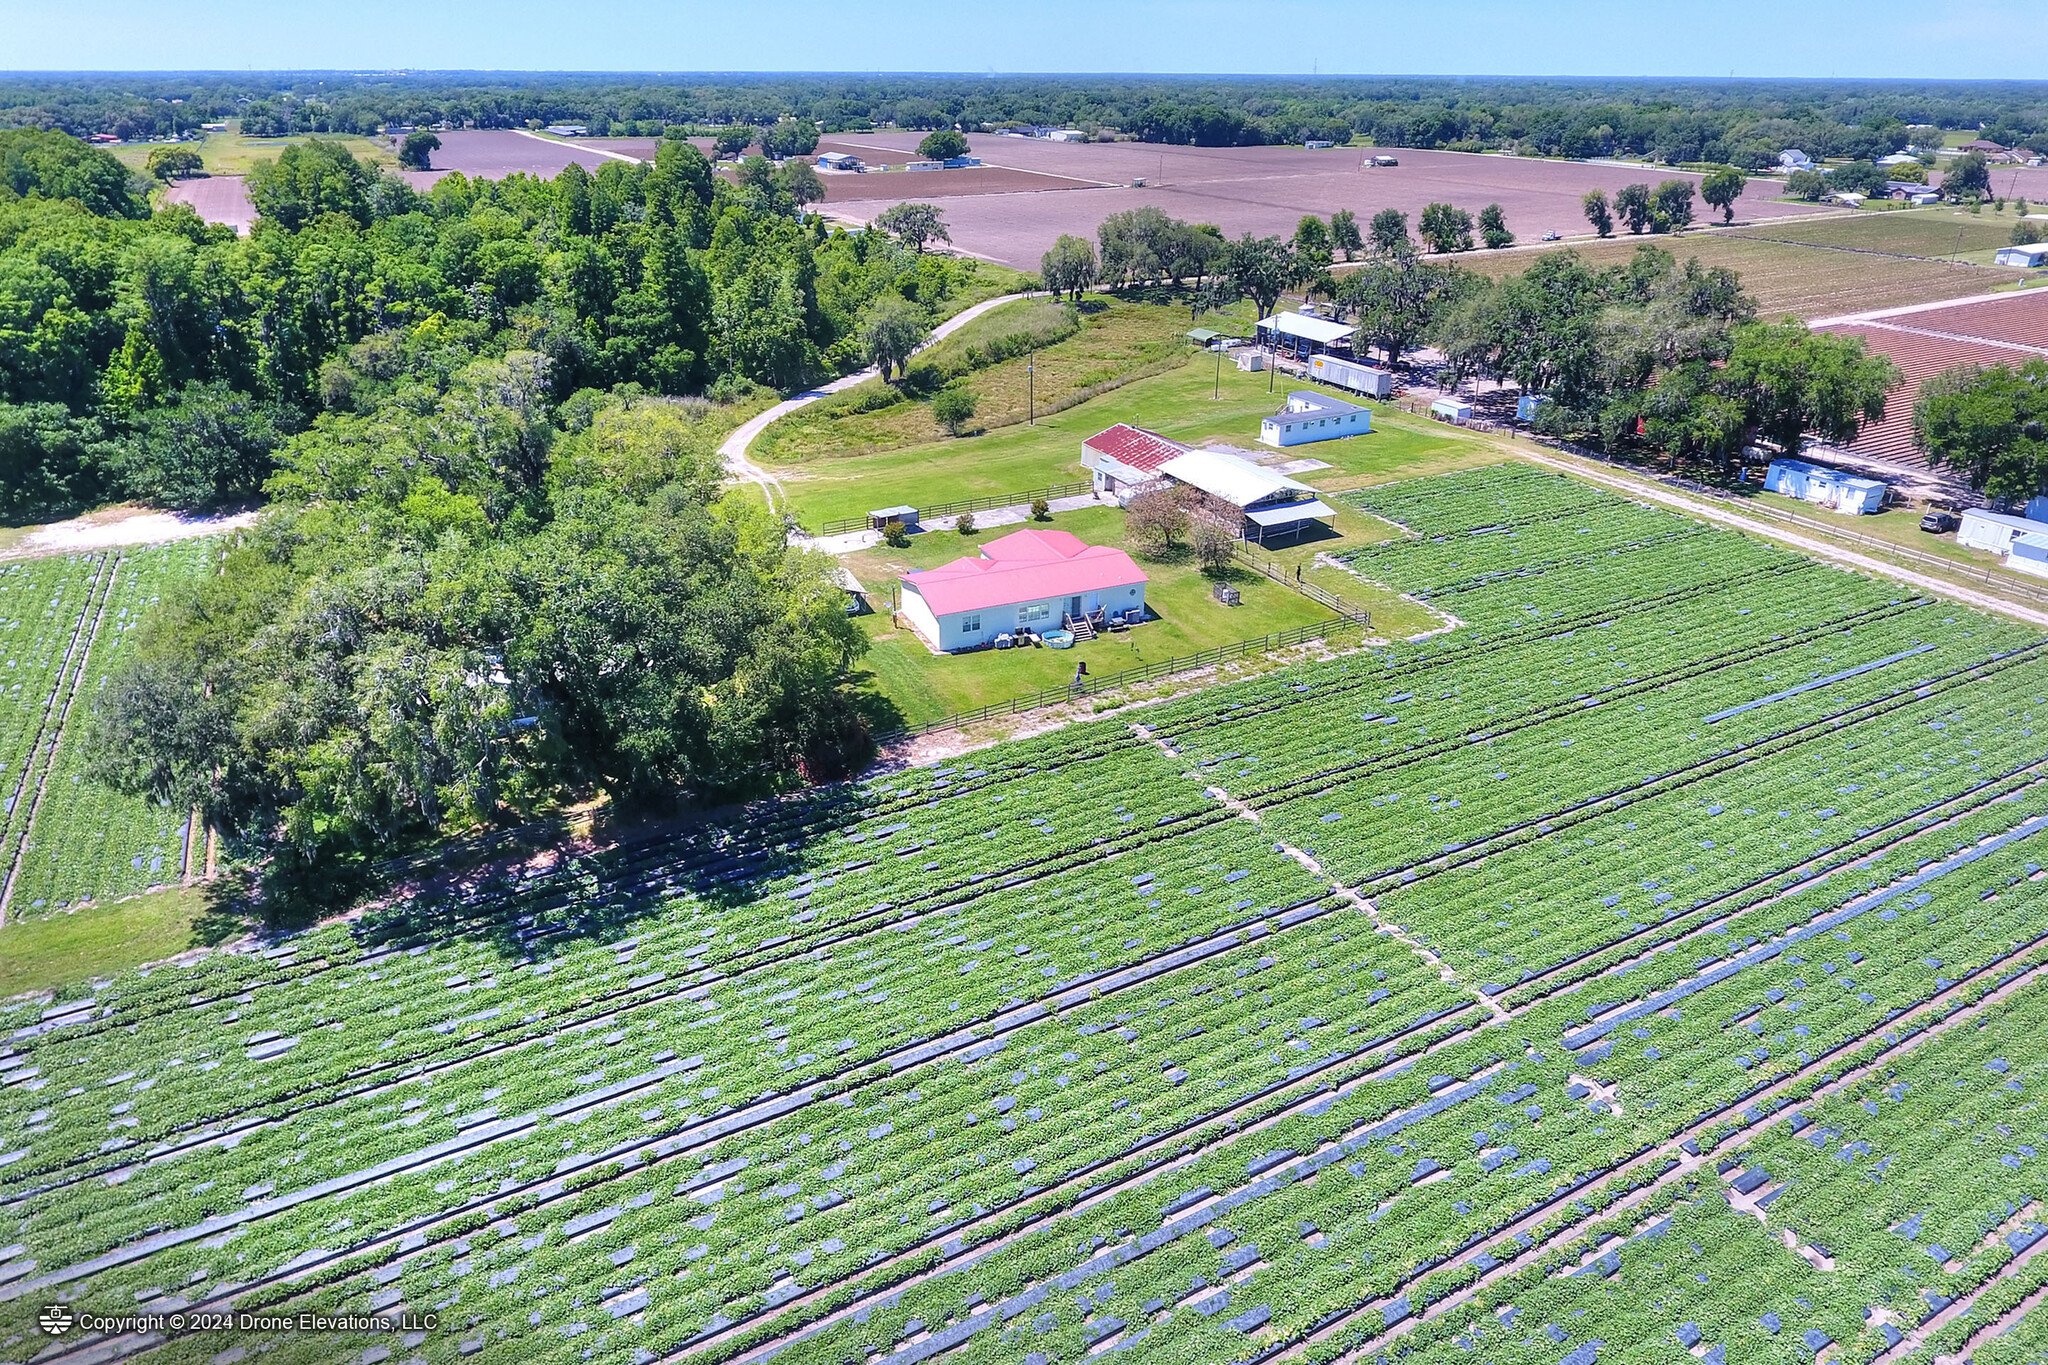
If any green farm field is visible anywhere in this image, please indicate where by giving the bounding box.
[0,541,216,931]
[1460,227,2038,318]
[11,463,2048,1365]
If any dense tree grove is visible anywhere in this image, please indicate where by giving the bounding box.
[0,126,991,520]
[8,74,2048,167]
[0,124,1014,893]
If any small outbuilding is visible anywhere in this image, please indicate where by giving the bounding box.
[1260,390,1372,447]
[899,528,1148,652]
[1764,458,1887,514]
[1430,397,1474,424]
[1997,243,2048,268]
[817,152,864,171]
[1081,423,1190,502]
[1958,507,2048,556]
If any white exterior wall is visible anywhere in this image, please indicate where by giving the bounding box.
[1259,408,1371,448]
[1082,449,1160,504]
[1959,510,2029,555]
[906,581,1149,652]
[1309,355,1392,398]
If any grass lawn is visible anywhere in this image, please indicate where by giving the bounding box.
[846,504,1348,727]
[0,885,230,999]
[769,358,1491,530]
[755,297,1216,466]
[115,127,397,177]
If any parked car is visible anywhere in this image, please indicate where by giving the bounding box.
[1920,509,1959,533]
[1540,230,1561,241]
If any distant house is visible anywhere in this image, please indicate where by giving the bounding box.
[1304,139,1334,150]
[899,528,1148,651]
[1764,457,1887,514]
[1260,390,1373,447]
[942,156,982,168]
[1045,129,1087,142]
[1961,139,2010,154]
[1255,310,1356,359]
[817,152,863,171]
[1081,423,1190,501]
[544,124,590,137]
[1778,149,1814,170]
[1825,191,1867,207]
[1156,447,1333,545]
[1996,243,2048,268]
[1876,153,1922,166]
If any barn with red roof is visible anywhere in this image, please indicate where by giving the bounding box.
[1081,423,1190,501]
[898,528,1149,652]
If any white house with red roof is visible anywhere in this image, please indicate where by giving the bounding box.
[899,528,1149,653]
[1080,423,1188,502]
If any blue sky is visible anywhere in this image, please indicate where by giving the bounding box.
[2,0,2045,78]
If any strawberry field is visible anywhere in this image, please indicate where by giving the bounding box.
[8,466,2048,1365]
[0,542,216,925]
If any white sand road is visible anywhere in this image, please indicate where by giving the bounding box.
[0,506,256,561]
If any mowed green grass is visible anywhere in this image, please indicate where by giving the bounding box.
[113,127,397,177]
[843,505,1339,726]
[0,885,219,1000]
[770,361,1491,529]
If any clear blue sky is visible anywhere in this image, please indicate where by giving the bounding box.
[1,0,2044,78]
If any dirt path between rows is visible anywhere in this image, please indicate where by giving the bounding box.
[1518,448,2048,628]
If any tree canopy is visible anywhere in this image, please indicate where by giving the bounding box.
[1914,359,2048,502]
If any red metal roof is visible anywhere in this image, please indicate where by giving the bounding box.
[903,529,1149,618]
[1083,423,1187,473]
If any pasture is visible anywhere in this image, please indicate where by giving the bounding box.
[8,464,2048,1365]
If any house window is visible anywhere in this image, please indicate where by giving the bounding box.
[1019,603,1051,624]
[961,614,981,633]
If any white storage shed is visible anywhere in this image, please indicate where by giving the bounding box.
[1430,397,1473,423]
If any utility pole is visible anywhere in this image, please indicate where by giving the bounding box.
[1214,345,1221,400]
[1028,349,1035,425]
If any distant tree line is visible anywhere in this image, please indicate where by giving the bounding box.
[10,74,2048,169]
